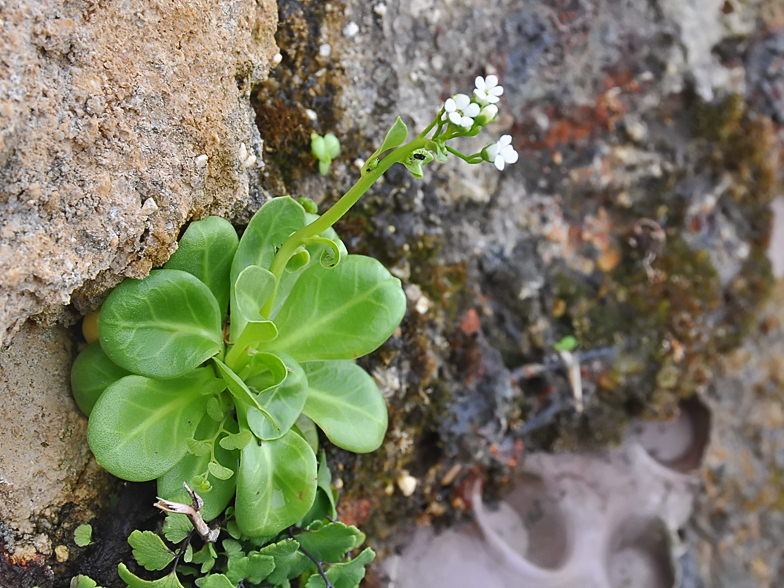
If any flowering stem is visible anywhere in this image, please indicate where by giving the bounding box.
[445,146,483,164]
[261,137,430,317]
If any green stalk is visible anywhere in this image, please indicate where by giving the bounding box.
[260,137,430,317]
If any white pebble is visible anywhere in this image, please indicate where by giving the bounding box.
[141,198,158,214]
[271,53,282,66]
[343,21,359,38]
[374,3,387,16]
[319,43,331,57]
[195,154,208,168]
[305,109,318,121]
[397,471,418,497]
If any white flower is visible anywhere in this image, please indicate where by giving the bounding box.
[486,135,518,171]
[441,93,481,128]
[474,75,503,105]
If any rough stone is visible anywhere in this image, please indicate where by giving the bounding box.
[0,0,279,345]
[0,322,110,537]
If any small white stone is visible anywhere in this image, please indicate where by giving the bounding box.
[242,154,257,169]
[374,3,387,16]
[344,21,359,38]
[315,68,327,77]
[319,43,332,57]
[409,71,419,83]
[272,53,283,66]
[415,295,430,315]
[141,198,158,214]
[397,471,418,497]
[305,109,318,121]
[354,157,365,169]
[195,154,208,168]
[238,142,248,162]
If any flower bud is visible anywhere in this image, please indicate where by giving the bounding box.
[475,104,498,127]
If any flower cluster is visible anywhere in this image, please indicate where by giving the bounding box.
[436,75,518,172]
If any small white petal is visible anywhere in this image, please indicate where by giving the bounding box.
[475,76,486,92]
[502,146,519,164]
[454,93,470,109]
[494,155,505,171]
[492,86,504,97]
[445,98,456,112]
[449,111,463,125]
[460,116,473,128]
[486,74,498,88]
[500,135,512,146]
[465,103,481,117]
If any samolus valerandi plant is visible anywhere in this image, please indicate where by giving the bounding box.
[70,74,516,587]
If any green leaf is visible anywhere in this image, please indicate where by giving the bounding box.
[378,117,408,154]
[286,247,311,271]
[247,352,308,441]
[296,522,363,563]
[71,575,99,588]
[302,361,388,453]
[317,451,337,519]
[191,544,216,574]
[117,565,185,588]
[305,547,375,588]
[230,197,307,341]
[213,359,281,438]
[259,540,311,584]
[225,320,279,370]
[98,269,223,379]
[207,461,234,480]
[554,335,577,352]
[293,414,319,454]
[88,369,219,481]
[206,396,225,422]
[235,429,317,537]
[403,148,434,179]
[186,438,212,457]
[222,538,244,561]
[219,430,253,451]
[74,524,93,547]
[311,133,326,161]
[261,255,406,361]
[239,349,287,385]
[164,216,239,317]
[128,530,175,571]
[183,543,193,563]
[206,575,239,588]
[234,265,276,321]
[434,139,449,162]
[71,341,132,416]
[246,553,276,583]
[158,414,239,522]
[323,133,340,159]
[195,574,234,588]
[162,514,193,544]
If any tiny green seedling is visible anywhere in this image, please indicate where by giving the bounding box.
[311,132,340,176]
[74,524,93,547]
[71,74,516,587]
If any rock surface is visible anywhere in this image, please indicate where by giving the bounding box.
[0,0,783,586]
[0,0,278,344]
[0,0,278,582]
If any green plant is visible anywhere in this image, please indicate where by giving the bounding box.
[71,74,516,587]
[310,133,341,176]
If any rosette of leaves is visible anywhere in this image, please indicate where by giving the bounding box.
[71,197,406,538]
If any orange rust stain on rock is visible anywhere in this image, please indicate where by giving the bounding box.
[459,308,481,335]
[337,496,373,527]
